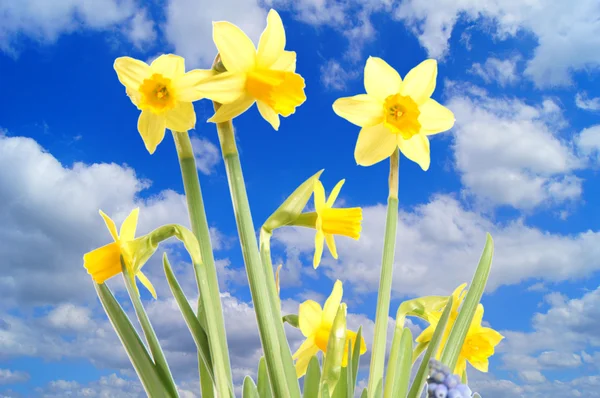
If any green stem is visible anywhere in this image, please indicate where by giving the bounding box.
[260,229,302,396]
[367,149,400,397]
[215,117,293,398]
[172,130,233,396]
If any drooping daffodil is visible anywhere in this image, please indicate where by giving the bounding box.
[292,280,367,378]
[113,54,213,154]
[416,284,504,376]
[201,9,306,130]
[83,208,157,299]
[332,57,455,170]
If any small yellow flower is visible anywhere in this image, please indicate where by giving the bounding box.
[114,54,213,154]
[312,179,362,269]
[415,284,504,376]
[83,208,157,299]
[293,280,367,378]
[200,9,306,130]
[332,57,455,170]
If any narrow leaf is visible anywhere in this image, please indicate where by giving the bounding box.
[163,254,215,387]
[473,393,481,398]
[303,355,321,398]
[331,366,348,398]
[257,357,272,398]
[391,328,413,398]
[95,283,167,396]
[440,234,494,371]
[346,341,353,398]
[283,314,300,328]
[360,388,368,398]
[351,327,362,392]
[407,297,454,398]
[320,304,347,395]
[243,376,259,398]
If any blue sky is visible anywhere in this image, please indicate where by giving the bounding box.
[1,0,600,396]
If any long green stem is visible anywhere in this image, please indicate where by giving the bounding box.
[172,130,233,396]
[260,229,302,396]
[214,117,292,398]
[367,149,400,397]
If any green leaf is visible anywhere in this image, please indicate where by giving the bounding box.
[121,261,179,398]
[283,314,300,328]
[360,388,368,398]
[472,393,481,398]
[303,355,321,398]
[373,379,383,398]
[321,384,331,398]
[320,304,347,395]
[263,169,324,232]
[440,233,494,371]
[243,376,259,398]
[163,254,216,390]
[411,342,427,364]
[383,326,412,398]
[94,283,168,396]
[407,296,454,398]
[257,357,272,398]
[351,327,362,391]
[331,366,348,398]
[395,296,449,329]
[346,340,353,398]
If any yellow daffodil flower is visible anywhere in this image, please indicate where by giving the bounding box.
[332,57,455,170]
[312,179,362,269]
[83,208,157,299]
[415,284,504,376]
[292,280,367,378]
[114,54,212,154]
[201,9,306,130]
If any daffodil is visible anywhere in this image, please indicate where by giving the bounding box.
[114,54,213,154]
[200,9,306,130]
[415,284,504,376]
[83,208,157,299]
[332,57,455,170]
[292,280,367,378]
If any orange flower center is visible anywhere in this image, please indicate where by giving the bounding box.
[314,325,333,352]
[138,73,177,114]
[383,94,421,140]
[246,69,306,116]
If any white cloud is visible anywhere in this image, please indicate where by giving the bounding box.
[576,92,600,112]
[447,85,583,209]
[393,0,600,87]
[320,59,361,91]
[46,303,92,332]
[163,0,266,68]
[191,136,220,175]
[576,125,600,163]
[276,195,600,297]
[0,0,155,54]
[469,56,520,86]
[0,369,29,385]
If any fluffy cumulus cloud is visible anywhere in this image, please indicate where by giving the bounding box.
[576,92,600,112]
[446,82,583,210]
[0,369,29,385]
[276,195,600,297]
[469,56,520,87]
[0,0,155,54]
[576,125,600,164]
[393,0,600,87]
[191,136,221,175]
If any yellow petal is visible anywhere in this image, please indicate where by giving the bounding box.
[119,208,139,241]
[454,358,468,376]
[137,110,167,155]
[322,280,343,324]
[99,210,119,242]
[326,179,345,207]
[271,50,296,72]
[324,234,338,259]
[354,123,397,167]
[184,71,246,104]
[471,304,485,327]
[345,330,367,366]
[114,57,151,93]
[208,94,255,123]
[332,94,384,128]
[480,327,504,347]
[292,338,320,378]
[299,300,323,337]
[150,54,185,79]
[313,180,326,212]
[415,324,435,344]
[166,102,196,132]
[173,69,216,102]
[137,270,157,299]
[397,134,430,171]
[213,21,256,73]
[313,229,324,269]
[83,242,122,283]
[418,98,455,135]
[468,357,489,373]
[257,9,285,69]
[400,59,437,105]
[364,57,402,101]
[257,100,280,130]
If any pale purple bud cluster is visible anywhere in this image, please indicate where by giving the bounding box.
[426,359,474,398]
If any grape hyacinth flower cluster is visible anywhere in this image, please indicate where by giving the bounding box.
[426,359,474,398]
